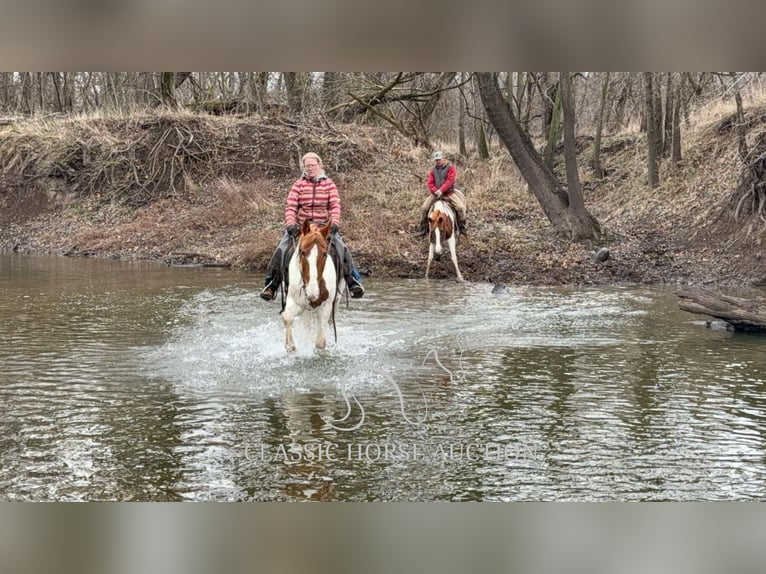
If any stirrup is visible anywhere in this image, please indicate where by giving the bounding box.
[348,280,365,299]
[260,285,276,301]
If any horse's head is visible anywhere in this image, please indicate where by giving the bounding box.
[298,220,332,308]
[429,207,454,255]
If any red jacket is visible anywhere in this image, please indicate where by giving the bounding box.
[284,174,341,226]
[427,164,456,194]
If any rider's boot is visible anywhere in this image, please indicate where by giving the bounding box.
[454,211,468,236]
[347,267,365,298]
[414,216,429,237]
[259,276,278,301]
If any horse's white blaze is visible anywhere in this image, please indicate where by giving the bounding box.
[433,228,443,256]
[303,245,321,302]
[282,231,338,353]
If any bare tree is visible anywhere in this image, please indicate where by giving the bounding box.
[662,73,674,157]
[159,72,191,108]
[322,72,340,111]
[644,72,660,187]
[653,73,664,156]
[543,79,562,168]
[671,75,683,166]
[458,72,467,156]
[476,72,601,241]
[561,73,601,240]
[283,72,305,115]
[591,72,610,178]
[730,72,748,161]
[473,75,490,159]
[406,72,457,146]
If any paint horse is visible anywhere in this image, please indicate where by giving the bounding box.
[425,199,464,282]
[282,219,340,352]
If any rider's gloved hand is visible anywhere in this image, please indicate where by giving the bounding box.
[286,224,300,237]
[330,224,340,235]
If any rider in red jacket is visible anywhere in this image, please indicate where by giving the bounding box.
[417,151,467,236]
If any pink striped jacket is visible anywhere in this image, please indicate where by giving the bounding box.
[284,174,341,226]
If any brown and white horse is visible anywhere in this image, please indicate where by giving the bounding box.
[425,199,464,282]
[282,220,340,352]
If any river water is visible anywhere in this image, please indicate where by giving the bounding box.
[1,253,765,501]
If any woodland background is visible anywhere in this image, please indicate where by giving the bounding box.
[1,72,765,286]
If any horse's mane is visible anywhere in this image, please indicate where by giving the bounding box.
[299,224,329,252]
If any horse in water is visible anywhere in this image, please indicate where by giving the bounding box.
[425,199,464,282]
[282,220,340,352]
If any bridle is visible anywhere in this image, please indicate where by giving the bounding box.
[297,225,330,308]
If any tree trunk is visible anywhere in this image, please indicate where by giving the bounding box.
[322,72,340,110]
[561,73,602,241]
[512,72,526,128]
[476,119,490,160]
[653,73,664,156]
[473,75,490,160]
[672,76,683,166]
[283,72,305,114]
[544,80,562,169]
[476,73,600,241]
[20,72,32,114]
[37,72,46,113]
[731,72,748,161]
[540,73,553,138]
[458,72,467,156]
[591,72,610,178]
[662,73,674,157]
[1,73,9,111]
[644,72,660,187]
[160,72,178,107]
[521,74,533,131]
[51,72,63,112]
[253,72,269,114]
[613,77,630,131]
[678,287,766,333]
[514,72,525,118]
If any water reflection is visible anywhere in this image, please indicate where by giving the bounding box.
[1,253,765,500]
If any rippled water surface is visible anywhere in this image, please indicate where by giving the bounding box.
[1,253,765,500]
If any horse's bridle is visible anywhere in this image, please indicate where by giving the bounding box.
[298,228,330,308]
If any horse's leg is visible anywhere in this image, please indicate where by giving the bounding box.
[449,237,464,282]
[315,306,329,350]
[425,244,434,279]
[282,298,299,352]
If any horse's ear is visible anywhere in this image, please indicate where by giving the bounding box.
[320,221,332,238]
[301,219,312,236]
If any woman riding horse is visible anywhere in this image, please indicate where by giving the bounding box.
[260,152,364,301]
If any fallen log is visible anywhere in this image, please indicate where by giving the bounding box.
[677,287,766,333]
